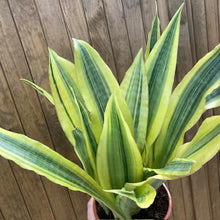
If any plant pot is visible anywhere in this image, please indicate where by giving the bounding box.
[87,184,172,219]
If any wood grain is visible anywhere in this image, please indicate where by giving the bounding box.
[8,0,88,219]
[157,0,170,31]
[60,0,90,43]
[0,63,31,220]
[103,0,132,82]
[121,0,146,57]
[0,1,55,219]
[0,0,219,219]
[81,0,118,79]
[140,0,156,40]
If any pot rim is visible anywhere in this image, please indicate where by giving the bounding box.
[88,183,172,220]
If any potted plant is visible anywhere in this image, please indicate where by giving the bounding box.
[0,3,220,219]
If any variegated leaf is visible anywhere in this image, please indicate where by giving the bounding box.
[144,158,195,180]
[205,86,220,110]
[107,183,156,209]
[96,94,143,190]
[0,127,127,219]
[74,39,120,142]
[145,4,183,149]
[145,2,160,59]
[49,49,97,178]
[120,49,148,153]
[174,116,220,173]
[152,44,220,168]
[21,79,54,105]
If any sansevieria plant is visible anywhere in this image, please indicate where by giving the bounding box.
[0,4,220,219]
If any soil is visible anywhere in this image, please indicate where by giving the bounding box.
[96,185,169,219]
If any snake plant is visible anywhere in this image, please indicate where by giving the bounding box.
[0,4,220,219]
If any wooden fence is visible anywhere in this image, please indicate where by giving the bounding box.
[0,0,219,219]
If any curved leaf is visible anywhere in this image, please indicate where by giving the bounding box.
[0,127,127,219]
[120,49,148,152]
[175,116,220,173]
[107,183,156,209]
[21,79,54,105]
[145,158,195,180]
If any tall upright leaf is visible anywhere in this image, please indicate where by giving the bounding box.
[96,94,143,190]
[49,50,97,178]
[153,44,220,168]
[74,39,120,142]
[145,4,183,149]
[120,49,148,153]
[145,3,160,59]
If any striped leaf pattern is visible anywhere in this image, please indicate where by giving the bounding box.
[175,116,220,173]
[145,5,183,149]
[0,127,127,219]
[205,86,220,110]
[74,39,120,142]
[96,95,143,190]
[72,129,94,177]
[49,49,97,178]
[145,158,195,180]
[120,49,148,153]
[145,3,160,59]
[153,44,220,168]
[21,79,54,105]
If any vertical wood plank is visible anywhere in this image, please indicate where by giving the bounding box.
[140,0,156,40]
[181,176,195,220]
[190,168,212,220]
[184,0,197,64]
[205,0,219,50]
[102,0,132,82]
[0,1,56,219]
[35,0,73,60]
[204,1,220,219]
[191,0,208,59]
[0,64,31,220]
[157,0,170,31]
[81,0,118,79]
[121,0,146,57]
[0,158,31,220]
[168,179,186,220]
[60,0,90,43]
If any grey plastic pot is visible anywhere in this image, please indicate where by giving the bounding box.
[87,183,172,220]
